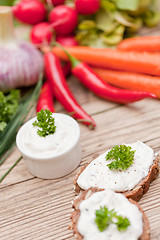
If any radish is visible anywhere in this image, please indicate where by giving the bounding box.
[12,0,46,25]
[46,0,65,6]
[56,35,78,46]
[75,0,100,15]
[30,22,53,45]
[49,5,78,35]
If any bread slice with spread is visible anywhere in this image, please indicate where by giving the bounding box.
[71,188,150,240]
[74,141,159,201]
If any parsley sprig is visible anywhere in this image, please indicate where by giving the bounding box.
[95,206,130,232]
[33,109,56,137]
[0,90,20,132]
[106,145,135,170]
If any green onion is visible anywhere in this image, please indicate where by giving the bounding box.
[0,156,22,183]
[0,142,15,166]
[0,74,42,164]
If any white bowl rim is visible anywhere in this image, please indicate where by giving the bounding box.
[16,113,81,161]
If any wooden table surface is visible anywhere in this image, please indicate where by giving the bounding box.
[1,25,160,240]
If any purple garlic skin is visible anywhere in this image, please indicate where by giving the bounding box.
[0,41,44,90]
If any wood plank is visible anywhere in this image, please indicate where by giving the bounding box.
[0,97,160,240]
[1,98,160,188]
[0,173,159,239]
[1,21,160,240]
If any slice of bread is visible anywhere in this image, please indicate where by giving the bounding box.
[71,188,150,240]
[74,153,159,202]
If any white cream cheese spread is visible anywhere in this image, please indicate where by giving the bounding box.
[77,141,154,191]
[17,113,80,159]
[77,190,143,240]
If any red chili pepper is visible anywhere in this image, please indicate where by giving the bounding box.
[59,48,156,104]
[36,81,55,113]
[62,61,71,77]
[36,63,70,113]
[44,52,96,128]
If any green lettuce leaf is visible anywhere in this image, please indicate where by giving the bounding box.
[115,0,139,11]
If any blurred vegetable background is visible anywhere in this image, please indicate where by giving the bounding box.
[3,0,160,47]
[75,0,160,47]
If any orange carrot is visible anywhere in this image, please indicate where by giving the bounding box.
[118,36,160,52]
[53,46,160,76]
[93,68,160,98]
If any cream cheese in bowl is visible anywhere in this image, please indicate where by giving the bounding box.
[16,113,81,179]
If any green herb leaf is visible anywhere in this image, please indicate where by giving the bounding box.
[78,20,97,31]
[96,10,115,32]
[0,90,20,132]
[101,0,117,12]
[76,31,101,47]
[148,0,159,12]
[114,11,136,27]
[102,25,125,45]
[115,0,139,11]
[125,17,143,33]
[106,145,135,170]
[116,215,131,231]
[5,89,20,116]
[0,122,7,132]
[95,206,130,232]
[95,206,116,232]
[33,109,56,137]
[143,11,160,27]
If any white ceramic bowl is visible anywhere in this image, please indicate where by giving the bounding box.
[16,113,81,179]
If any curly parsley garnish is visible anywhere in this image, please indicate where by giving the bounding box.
[106,145,135,170]
[95,206,130,232]
[33,109,56,137]
[0,90,20,132]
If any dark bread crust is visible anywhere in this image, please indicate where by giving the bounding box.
[71,188,150,240]
[73,155,159,202]
[71,188,102,240]
[129,198,150,240]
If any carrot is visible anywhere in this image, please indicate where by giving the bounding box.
[118,36,160,52]
[53,46,160,76]
[93,67,160,98]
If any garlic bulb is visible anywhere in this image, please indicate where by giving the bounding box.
[0,7,44,90]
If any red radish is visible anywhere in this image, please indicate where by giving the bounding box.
[49,5,78,35]
[56,35,78,46]
[75,0,100,15]
[30,22,53,45]
[12,0,46,25]
[46,0,65,6]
